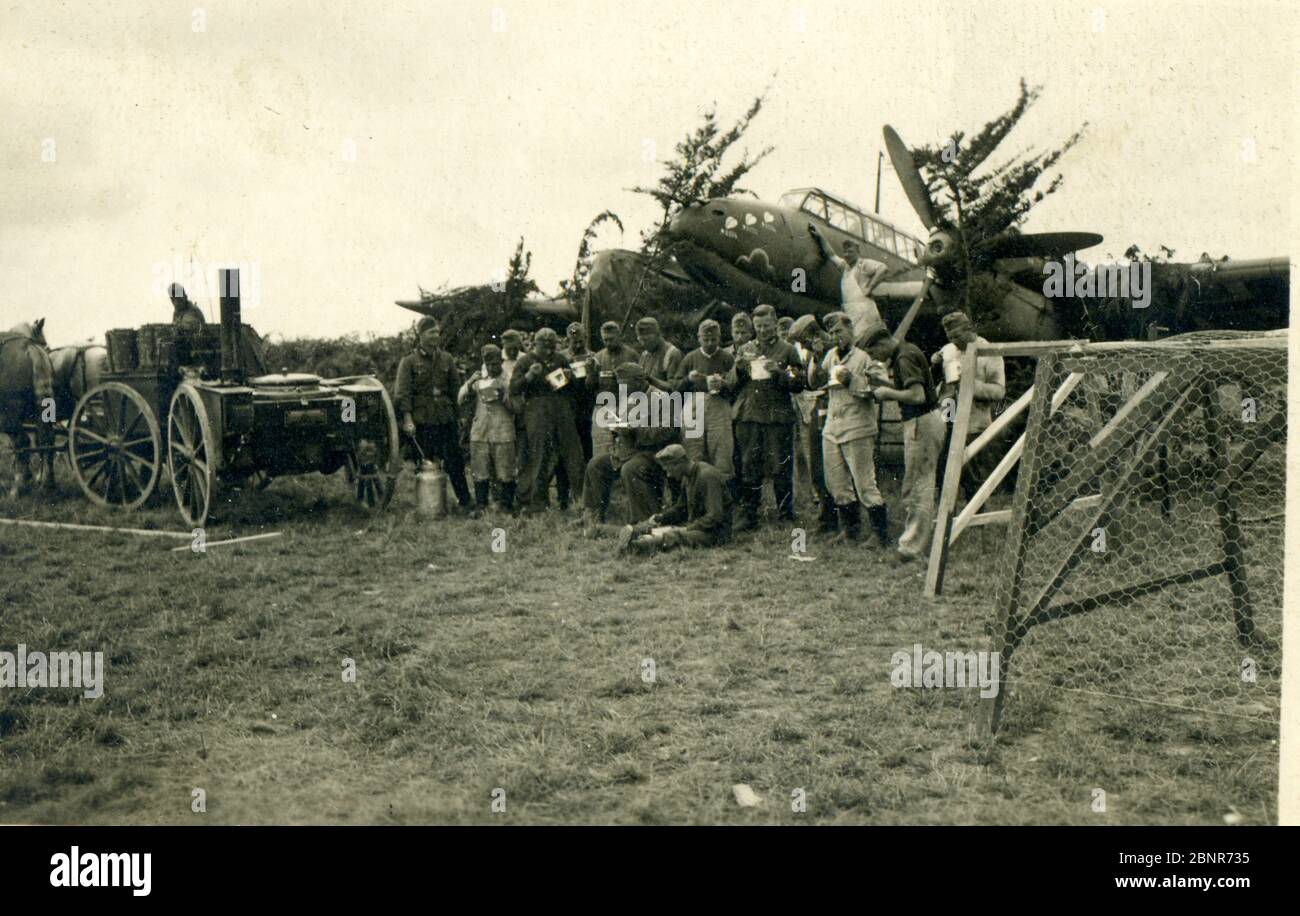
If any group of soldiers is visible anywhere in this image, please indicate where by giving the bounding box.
[393,297,1006,560]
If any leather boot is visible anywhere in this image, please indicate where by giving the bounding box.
[474,480,490,511]
[867,505,890,547]
[817,501,839,534]
[842,502,862,541]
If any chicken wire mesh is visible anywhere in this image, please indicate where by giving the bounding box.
[987,333,1285,733]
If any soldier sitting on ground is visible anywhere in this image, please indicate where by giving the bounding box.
[619,444,733,554]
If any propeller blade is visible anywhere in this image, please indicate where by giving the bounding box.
[982,232,1104,260]
[882,125,936,231]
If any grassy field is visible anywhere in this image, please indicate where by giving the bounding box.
[0,460,1280,825]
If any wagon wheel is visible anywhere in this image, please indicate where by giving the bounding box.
[345,380,401,511]
[69,382,162,510]
[167,382,219,527]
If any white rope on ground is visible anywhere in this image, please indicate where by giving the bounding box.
[169,532,283,552]
[0,517,192,538]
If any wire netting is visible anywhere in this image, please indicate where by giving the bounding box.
[990,333,1285,730]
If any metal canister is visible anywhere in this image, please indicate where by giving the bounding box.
[415,459,448,518]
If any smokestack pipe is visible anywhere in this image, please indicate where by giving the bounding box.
[219,268,243,383]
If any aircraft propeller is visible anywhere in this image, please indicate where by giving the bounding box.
[881,125,1103,271]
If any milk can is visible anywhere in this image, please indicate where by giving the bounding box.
[416,459,448,518]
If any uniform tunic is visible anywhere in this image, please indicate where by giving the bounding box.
[672,347,735,479]
[727,336,804,520]
[819,345,884,509]
[589,344,640,458]
[459,368,516,483]
[509,350,586,509]
[657,460,733,546]
[394,346,472,506]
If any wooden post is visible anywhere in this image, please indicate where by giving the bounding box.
[925,342,977,596]
[982,353,1060,735]
[1206,380,1255,645]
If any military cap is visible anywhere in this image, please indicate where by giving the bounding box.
[480,343,502,359]
[654,444,688,463]
[635,316,661,330]
[415,317,438,335]
[600,320,621,333]
[614,362,646,382]
[858,320,892,347]
[941,310,975,334]
[789,314,820,341]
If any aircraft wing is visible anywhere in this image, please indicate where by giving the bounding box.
[1160,256,1290,332]
[395,290,579,321]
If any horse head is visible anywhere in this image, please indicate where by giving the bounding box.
[6,318,47,347]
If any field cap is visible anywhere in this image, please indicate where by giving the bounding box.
[789,314,820,341]
[941,311,975,335]
[858,321,891,347]
[655,444,688,463]
[615,362,646,383]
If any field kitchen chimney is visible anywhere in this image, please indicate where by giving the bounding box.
[219,268,243,383]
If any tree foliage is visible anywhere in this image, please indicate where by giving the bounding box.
[410,238,559,361]
[558,210,624,301]
[629,93,774,252]
[911,79,1085,254]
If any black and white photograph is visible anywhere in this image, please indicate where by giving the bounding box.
[0,0,1295,853]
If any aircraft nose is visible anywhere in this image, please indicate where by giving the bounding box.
[667,206,695,239]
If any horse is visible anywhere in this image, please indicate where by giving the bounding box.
[49,343,109,419]
[0,320,56,498]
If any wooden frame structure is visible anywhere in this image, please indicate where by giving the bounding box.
[975,337,1284,733]
[925,340,1083,597]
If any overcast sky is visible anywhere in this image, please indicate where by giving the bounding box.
[2,0,1293,345]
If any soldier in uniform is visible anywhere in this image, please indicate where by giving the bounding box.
[727,303,805,529]
[509,326,586,512]
[458,343,517,515]
[635,316,683,392]
[619,444,733,554]
[395,317,474,511]
[580,363,678,533]
[671,319,735,480]
[169,283,206,333]
[589,320,638,459]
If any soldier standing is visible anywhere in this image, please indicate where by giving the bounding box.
[728,303,805,529]
[509,327,586,512]
[395,317,474,511]
[860,321,943,560]
[810,225,888,339]
[671,319,735,480]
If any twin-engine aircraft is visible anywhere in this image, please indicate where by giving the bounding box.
[399,125,1290,350]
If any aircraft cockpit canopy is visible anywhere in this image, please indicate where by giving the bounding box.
[780,187,925,265]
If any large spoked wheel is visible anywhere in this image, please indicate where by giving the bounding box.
[69,382,162,510]
[344,380,401,511]
[167,383,219,527]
